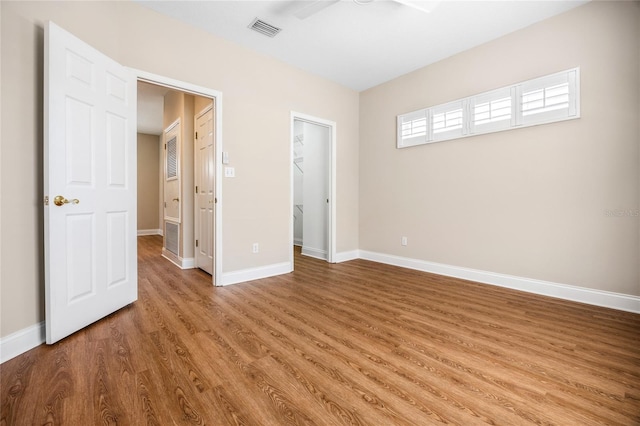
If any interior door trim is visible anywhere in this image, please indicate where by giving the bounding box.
[289,111,337,266]
[134,69,223,286]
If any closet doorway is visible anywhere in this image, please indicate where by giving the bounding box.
[291,112,336,265]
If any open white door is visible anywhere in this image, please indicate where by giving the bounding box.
[195,105,214,275]
[44,22,137,344]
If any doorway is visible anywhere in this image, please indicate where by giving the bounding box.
[136,71,223,286]
[44,21,223,345]
[290,112,336,266]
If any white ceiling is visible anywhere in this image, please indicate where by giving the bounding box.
[135,0,588,92]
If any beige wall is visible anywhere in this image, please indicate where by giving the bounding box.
[0,1,360,337]
[359,1,640,296]
[194,97,213,117]
[137,133,160,231]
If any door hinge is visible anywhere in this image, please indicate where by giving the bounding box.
[44,195,49,206]
[215,198,218,204]
[195,185,198,194]
[195,131,198,139]
[195,240,199,247]
[164,143,167,150]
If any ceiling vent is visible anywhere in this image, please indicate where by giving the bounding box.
[248,18,282,38]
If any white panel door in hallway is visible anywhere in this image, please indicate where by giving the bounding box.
[44,22,137,343]
[194,106,215,275]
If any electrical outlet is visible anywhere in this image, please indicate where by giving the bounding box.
[224,167,235,178]
[401,236,408,246]
[252,243,259,253]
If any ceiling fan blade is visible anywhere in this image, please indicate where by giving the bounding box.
[294,0,341,20]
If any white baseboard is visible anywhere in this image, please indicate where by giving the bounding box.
[294,238,303,246]
[222,262,292,286]
[358,250,640,314]
[161,248,195,269]
[137,229,162,236]
[334,250,360,263]
[0,322,45,364]
[301,246,327,260]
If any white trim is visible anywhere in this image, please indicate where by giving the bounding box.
[222,262,292,286]
[133,68,223,287]
[334,250,360,263]
[0,322,45,364]
[301,246,327,260]
[290,112,337,268]
[161,248,195,269]
[137,229,162,236]
[359,250,640,314]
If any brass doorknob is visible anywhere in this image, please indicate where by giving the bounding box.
[53,195,79,206]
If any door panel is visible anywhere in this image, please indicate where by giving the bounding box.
[66,214,95,302]
[44,21,137,344]
[107,211,128,287]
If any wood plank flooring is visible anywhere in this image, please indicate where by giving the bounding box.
[2,235,639,425]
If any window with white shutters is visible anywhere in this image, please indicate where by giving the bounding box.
[397,68,580,148]
[397,108,428,148]
[432,100,465,142]
[470,86,513,135]
[517,69,579,126]
[522,83,569,116]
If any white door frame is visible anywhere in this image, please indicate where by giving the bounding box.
[290,112,336,265]
[135,69,223,286]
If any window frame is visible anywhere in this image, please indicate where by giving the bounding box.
[397,67,580,149]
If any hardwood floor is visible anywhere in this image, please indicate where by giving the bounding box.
[2,235,639,425]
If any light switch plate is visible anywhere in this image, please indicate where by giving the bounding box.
[222,151,229,164]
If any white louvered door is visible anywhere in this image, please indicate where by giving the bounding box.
[44,21,137,344]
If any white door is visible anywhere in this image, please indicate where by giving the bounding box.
[194,106,215,275]
[299,120,330,261]
[44,22,137,344]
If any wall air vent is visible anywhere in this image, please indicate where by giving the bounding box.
[248,18,282,38]
[165,221,179,256]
